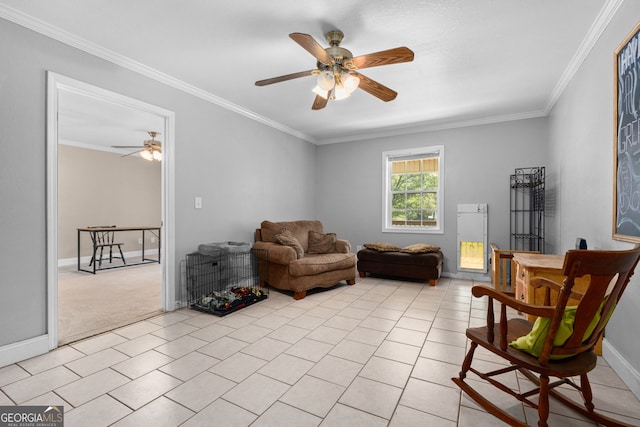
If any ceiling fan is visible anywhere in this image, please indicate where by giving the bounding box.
[255,30,414,110]
[112,131,162,161]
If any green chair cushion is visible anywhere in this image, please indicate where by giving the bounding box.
[510,298,611,359]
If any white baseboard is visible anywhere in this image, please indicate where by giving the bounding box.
[602,338,640,400]
[58,249,159,267]
[0,335,49,368]
[441,271,491,282]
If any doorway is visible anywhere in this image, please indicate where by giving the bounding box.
[46,72,176,349]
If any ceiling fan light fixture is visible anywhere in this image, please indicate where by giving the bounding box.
[332,84,351,100]
[152,150,162,161]
[140,149,154,161]
[316,70,335,91]
[312,85,329,99]
[341,72,360,94]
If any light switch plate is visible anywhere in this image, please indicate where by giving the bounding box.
[195,197,202,209]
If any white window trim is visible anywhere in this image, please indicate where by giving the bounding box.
[382,145,444,234]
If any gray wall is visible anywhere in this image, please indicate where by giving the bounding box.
[316,118,549,276]
[2,2,640,392]
[547,0,640,377]
[0,18,316,348]
[58,145,161,260]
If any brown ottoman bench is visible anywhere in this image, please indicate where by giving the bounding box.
[357,244,443,286]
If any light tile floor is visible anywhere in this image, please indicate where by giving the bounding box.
[1,277,639,426]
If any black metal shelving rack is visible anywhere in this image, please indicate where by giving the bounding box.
[510,167,545,252]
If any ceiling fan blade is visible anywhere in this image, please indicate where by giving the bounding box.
[255,69,316,86]
[355,73,398,102]
[121,149,144,158]
[289,33,334,66]
[350,47,414,69]
[312,93,329,110]
[112,145,144,148]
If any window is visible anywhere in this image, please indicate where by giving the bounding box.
[382,146,444,233]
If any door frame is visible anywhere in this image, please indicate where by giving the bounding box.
[46,72,176,349]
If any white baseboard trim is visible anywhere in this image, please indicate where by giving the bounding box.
[58,249,159,267]
[0,335,49,368]
[602,338,640,399]
[175,300,189,309]
[441,271,491,282]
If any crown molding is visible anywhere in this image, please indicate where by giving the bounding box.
[318,110,548,145]
[544,0,624,114]
[0,4,316,144]
[0,1,622,145]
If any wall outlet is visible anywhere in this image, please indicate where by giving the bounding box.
[195,196,202,209]
[138,238,143,244]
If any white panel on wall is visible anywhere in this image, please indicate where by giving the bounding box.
[457,203,488,273]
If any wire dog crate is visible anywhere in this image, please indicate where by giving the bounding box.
[186,243,267,316]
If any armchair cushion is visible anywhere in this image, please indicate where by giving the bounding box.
[275,229,304,259]
[510,298,610,359]
[260,220,323,248]
[289,253,356,276]
[308,231,337,254]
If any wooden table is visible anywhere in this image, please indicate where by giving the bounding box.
[77,226,161,274]
[511,252,601,353]
[512,253,565,308]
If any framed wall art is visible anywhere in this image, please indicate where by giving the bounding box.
[613,21,640,243]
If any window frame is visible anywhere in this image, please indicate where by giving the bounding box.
[382,145,444,234]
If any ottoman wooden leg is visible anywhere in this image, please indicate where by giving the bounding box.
[359,272,366,278]
[347,278,356,285]
[429,279,437,286]
[293,291,307,300]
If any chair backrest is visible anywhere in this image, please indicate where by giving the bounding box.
[88,225,117,246]
[542,247,640,362]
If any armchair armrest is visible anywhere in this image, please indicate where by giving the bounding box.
[252,241,297,265]
[335,239,351,254]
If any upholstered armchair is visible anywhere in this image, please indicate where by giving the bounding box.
[253,220,356,299]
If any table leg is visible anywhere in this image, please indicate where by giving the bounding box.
[77,229,81,271]
[91,231,97,274]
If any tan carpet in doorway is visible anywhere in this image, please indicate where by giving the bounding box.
[58,260,162,345]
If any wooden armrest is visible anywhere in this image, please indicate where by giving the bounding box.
[529,277,585,301]
[473,284,556,350]
[472,285,555,318]
[529,276,561,290]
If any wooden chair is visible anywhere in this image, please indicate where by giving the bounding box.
[490,243,539,293]
[453,247,640,427]
[88,225,126,267]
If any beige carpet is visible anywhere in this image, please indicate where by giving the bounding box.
[58,258,162,345]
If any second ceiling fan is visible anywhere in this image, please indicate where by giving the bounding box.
[112,131,162,161]
[255,30,414,110]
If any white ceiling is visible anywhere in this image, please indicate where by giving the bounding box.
[57,89,165,155]
[0,0,619,147]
